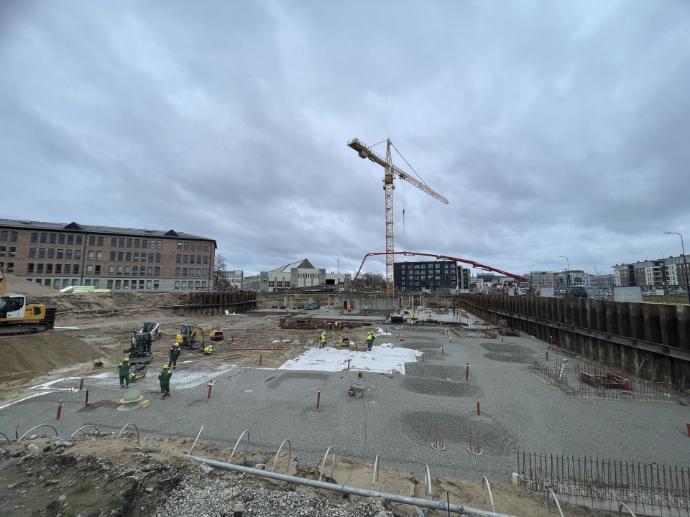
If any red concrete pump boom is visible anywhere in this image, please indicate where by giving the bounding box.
[352,251,527,284]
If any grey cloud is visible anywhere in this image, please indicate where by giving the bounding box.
[2,0,690,277]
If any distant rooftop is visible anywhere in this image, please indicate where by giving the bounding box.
[270,259,317,272]
[0,218,215,244]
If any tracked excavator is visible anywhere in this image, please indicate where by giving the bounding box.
[0,267,56,335]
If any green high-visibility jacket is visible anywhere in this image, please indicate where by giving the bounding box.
[118,363,130,376]
[158,370,172,386]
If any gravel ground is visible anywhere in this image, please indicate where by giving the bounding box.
[155,476,392,517]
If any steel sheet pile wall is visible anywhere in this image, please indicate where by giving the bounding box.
[460,295,690,387]
[186,290,256,315]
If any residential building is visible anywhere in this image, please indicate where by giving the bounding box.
[529,271,555,289]
[590,274,615,289]
[554,270,591,287]
[394,260,469,293]
[613,255,689,291]
[0,219,215,291]
[218,269,244,289]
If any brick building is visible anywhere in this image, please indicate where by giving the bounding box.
[0,219,216,291]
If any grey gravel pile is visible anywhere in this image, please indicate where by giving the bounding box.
[155,475,393,517]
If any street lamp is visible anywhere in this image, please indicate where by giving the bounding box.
[558,255,570,292]
[664,232,690,305]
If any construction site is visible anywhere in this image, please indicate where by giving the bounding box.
[2,242,690,517]
[2,138,690,517]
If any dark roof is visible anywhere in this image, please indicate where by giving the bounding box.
[0,218,216,245]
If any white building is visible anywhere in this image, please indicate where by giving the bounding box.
[241,259,351,293]
[218,269,243,289]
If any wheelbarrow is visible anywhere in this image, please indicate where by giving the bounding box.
[347,383,368,398]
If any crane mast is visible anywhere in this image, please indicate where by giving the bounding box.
[348,138,449,296]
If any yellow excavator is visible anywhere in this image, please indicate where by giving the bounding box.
[175,324,206,350]
[0,267,56,335]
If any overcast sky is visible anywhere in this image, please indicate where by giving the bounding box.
[2,1,689,276]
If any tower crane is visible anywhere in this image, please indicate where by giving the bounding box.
[347,138,449,296]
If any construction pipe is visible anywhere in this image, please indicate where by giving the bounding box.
[183,454,516,516]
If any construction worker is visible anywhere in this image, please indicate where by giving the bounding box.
[158,364,172,396]
[169,343,181,369]
[409,309,416,324]
[319,330,327,349]
[203,343,214,355]
[366,330,374,351]
[118,358,130,388]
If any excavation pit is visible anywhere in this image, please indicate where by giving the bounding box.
[267,371,330,390]
[402,377,480,397]
[401,411,515,454]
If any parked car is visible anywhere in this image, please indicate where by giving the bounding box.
[304,303,320,310]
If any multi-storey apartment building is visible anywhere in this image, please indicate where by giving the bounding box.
[613,256,688,290]
[0,219,216,291]
[394,260,469,293]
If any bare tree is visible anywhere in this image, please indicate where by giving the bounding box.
[214,254,229,290]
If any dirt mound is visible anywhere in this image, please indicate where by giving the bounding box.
[2,272,57,297]
[0,331,105,386]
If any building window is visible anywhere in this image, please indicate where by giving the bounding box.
[146,280,152,289]
[117,252,124,261]
[124,266,131,274]
[75,235,82,245]
[189,255,195,264]
[56,249,63,259]
[148,253,154,262]
[139,280,144,289]
[111,237,117,247]
[183,242,189,251]
[93,279,99,288]
[123,279,129,289]
[181,281,187,290]
[38,248,46,258]
[0,231,6,241]
[109,251,116,261]
[155,253,161,263]
[37,264,44,273]
[27,263,34,273]
[125,252,131,261]
[177,242,183,251]
[86,265,93,274]
[75,249,81,260]
[46,264,53,274]
[115,280,121,289]
[58,234,65,244]
[147,266,153,276]
[88,250,95,260]
[89,236,95,246]
[154,266,160,276]
[109,265,115,274]
[176,255,181,263]
[30,232,38,243]
[66,250,73,260]
[0,246,4,257]
[119,237,125,247]
[175,267,181,277]
[95,265,101,275]
[203,255,208,264]
[153,279,159,289]
[138,266,145,276]
[97,236,103,246]
[44,278,51,286]
[96,251,103,260]
[156,240,161,249]
[203,243,209,252]
[133,252,139,262]
[183,255,189,264]
[40,233,47,243]
[67,234,74,245]
[174,281,180,289]
[55,264,62,274]
[107,280,113,289]
[126,238,132,248]
[142,239,148,249]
